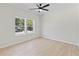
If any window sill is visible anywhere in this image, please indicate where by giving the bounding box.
[27,31,34,33]
[15,31,26,36]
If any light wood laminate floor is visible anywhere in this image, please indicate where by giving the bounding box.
[0,38,79,56]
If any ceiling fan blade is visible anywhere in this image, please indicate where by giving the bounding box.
[36,4,39,7]
[42,4,50,8]
[42,9,49,11]
[29,8,38,10]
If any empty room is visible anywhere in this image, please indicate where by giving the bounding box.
[0,3,79,56]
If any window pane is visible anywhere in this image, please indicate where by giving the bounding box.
[15,18,25,32]
[26,19,33,31]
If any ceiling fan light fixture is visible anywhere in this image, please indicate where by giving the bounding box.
[39,9,43,12]
[30,3,50,12]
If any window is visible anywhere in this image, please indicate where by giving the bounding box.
[15,17,34,35]
[26,19,33,32]
[15,18,25,34]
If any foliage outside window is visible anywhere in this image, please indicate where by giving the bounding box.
[15,18,25,32]
[26,19,33,31]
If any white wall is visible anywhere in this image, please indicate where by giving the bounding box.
[0,4,40,48]
[41,4,79,46]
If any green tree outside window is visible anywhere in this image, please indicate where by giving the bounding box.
[15,18,25,32]
[26,19,33,31]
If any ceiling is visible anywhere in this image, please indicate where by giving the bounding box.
[8,3,35,12]
[8,3,35,11]
[7,3,78,15]
[7,3,51,14]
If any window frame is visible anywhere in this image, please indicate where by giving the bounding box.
[15,17,26,35]
[26,19,35,33]
[15,17,35,35]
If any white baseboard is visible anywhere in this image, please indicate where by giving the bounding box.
[1,33,79,48]
[0,36,40,48]
[41,33,79,47]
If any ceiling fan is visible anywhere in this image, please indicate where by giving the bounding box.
[30,3,50,12]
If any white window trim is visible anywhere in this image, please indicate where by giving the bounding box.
[15,17,35,36]
[15,31,25,34]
